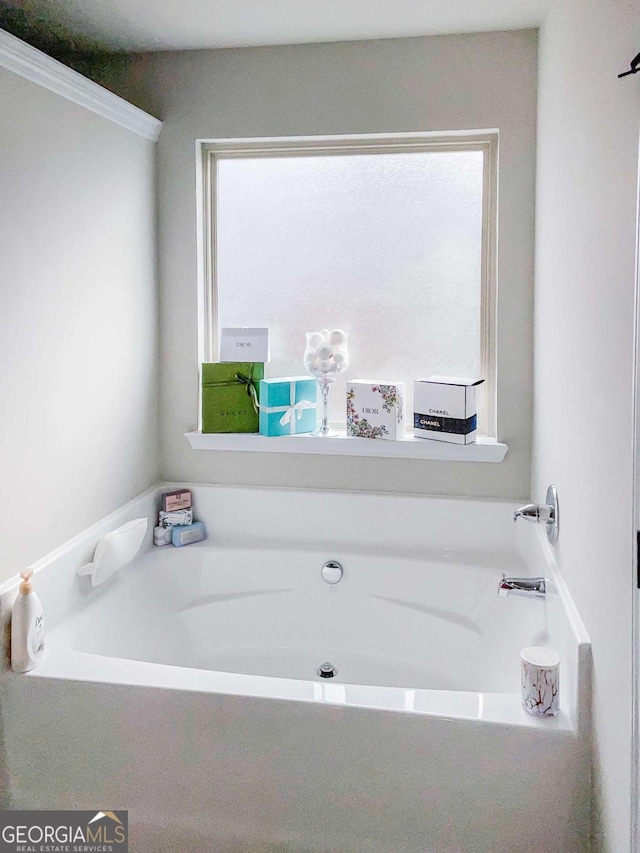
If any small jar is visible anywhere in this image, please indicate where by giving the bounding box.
[153,525,172,547]
[521,646,560,717]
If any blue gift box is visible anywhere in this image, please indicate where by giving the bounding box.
[259,377,317,436]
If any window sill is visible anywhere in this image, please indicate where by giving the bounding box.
[185,431,508,463]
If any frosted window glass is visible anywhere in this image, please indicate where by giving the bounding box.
[216,150,484,427]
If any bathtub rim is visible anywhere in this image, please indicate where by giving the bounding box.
[16,644,577,732]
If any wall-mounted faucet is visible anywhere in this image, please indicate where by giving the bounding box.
[513,484,559,544]
[513,503,553,523]
[498,573,546,599]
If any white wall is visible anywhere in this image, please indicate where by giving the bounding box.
[533,2,640,850]
[145,31,537,499]
[0,66,160,585]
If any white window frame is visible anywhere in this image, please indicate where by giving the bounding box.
[196,131,498,438]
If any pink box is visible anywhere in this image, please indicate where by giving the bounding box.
[161,489,192,512]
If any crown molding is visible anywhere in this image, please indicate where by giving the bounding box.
[0,29,162,141]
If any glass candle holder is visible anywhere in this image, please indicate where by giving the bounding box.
[303,329,350,437]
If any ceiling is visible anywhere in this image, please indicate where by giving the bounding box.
[2,0,552,52]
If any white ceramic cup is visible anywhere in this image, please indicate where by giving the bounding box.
[521,646,560,717]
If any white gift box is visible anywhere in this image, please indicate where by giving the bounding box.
[220,327,270,362]
[414,376,484,444]
[346,380,405,440]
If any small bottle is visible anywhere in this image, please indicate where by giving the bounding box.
[11,571,45,673]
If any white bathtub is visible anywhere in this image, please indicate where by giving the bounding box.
[0,484,591,852]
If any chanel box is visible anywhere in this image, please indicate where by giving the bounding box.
[346,380,405,440]
[220,327,270,362]
[414,376,484,444]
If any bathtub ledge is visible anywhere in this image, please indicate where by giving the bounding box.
[20,648,575,732]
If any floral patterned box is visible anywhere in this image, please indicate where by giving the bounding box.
[346,381,405,440]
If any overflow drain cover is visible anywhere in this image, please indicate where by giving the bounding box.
[322,560,343,584]
[318,662,337,679]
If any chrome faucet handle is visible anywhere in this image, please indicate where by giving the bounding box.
[513,485,559,544]
[513,503,554,523]
[513,503,540,523]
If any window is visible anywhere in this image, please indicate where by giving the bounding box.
[200,133,497,436]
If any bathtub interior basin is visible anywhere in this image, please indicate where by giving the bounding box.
[46,543,563,695]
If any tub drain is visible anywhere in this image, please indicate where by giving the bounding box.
[318,662,337,679]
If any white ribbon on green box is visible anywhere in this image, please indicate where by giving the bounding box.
[259,377,317,436]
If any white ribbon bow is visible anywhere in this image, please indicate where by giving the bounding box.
[279,399,316,426]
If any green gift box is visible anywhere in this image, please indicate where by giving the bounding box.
[201,362,264,433]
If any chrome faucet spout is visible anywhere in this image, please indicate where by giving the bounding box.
[498,573,546,599]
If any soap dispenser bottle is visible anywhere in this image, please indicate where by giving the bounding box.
[11,571,44,672]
